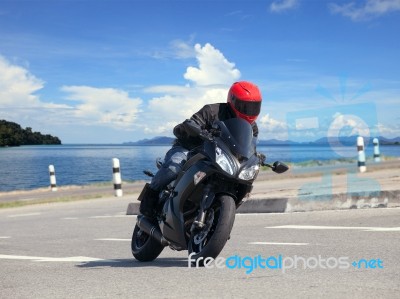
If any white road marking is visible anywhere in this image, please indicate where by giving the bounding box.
[249,242,309,246]
[364,227,400,232]
[95,238,131,242]
[62,217,78,220]
[7,213,41,218]
[236,213,285,216]
[0,254,118,263]
[266,225,400,232]
[0,236,11,239]
[89,215,131,219]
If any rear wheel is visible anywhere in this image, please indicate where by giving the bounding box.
[131,224,164,262]
[188,195,236,266]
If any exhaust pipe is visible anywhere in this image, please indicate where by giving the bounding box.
[137,215,168,246]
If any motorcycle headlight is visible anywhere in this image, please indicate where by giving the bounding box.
[215,147,235,175]
[239,164,259,180]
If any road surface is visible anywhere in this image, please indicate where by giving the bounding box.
[0,197,399,298]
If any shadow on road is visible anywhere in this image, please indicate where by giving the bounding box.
[76,257,188,268]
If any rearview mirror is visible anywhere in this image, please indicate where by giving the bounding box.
[272,161,289,174]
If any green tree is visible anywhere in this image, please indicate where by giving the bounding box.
[0,120,61,147]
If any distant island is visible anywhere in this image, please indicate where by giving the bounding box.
[0,120,62,147]
[124,135,400,146]
[124,136,175,146]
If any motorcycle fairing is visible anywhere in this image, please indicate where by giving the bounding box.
[160,159,215,249]
[159,118,258,250]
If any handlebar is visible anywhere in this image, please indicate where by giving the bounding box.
[199,130,214,141]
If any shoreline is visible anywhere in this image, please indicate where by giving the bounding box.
[1,159,399,212]
[1,155,398,194]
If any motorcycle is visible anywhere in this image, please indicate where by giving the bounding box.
[131,118,288,265]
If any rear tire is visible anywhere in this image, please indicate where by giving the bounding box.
[188,195,236,266]
[131,224,164,262]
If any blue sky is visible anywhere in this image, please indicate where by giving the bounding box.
[0,0,399,143]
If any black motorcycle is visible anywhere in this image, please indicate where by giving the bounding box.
[131,118,288,264]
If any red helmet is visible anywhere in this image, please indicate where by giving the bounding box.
[227,81,262,124]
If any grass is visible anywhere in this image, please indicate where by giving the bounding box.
[0,194,104,209]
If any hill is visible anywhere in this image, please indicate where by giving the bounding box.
[0,120,62,147]
[123,136,175,146]
[313,136,400,146]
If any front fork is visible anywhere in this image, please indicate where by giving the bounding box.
[191,184,215,231]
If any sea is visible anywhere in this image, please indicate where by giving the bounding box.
[1,144,399,192]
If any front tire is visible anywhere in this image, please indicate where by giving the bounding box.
[131,224,164,262]
[188,195,236,265]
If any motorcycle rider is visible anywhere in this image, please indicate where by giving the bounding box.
[139,81,263,218]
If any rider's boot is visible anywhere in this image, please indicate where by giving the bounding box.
[139,184,159,219]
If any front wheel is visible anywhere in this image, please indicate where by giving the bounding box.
[188,195,236,265]
[131,224,164,262]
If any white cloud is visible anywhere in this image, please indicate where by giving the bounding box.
[143,86,229,135]
[151,37,196,60]
[329,0,400,21]
[184,43,240,86]
[270,0,299,13]
[0,55,72,131]
[376,122,400,137]
[143,85,191,95]
[327,113,371,137]
[61,86,142,128]
[295,117,319,130]
[142,43,241,135]
[0,55,44,107]
[170,39,196,59]
[258,114,288,139]
[0,55,143,135]
[0,43,241,141]
[260,113,287,129]
[2,46,398,144]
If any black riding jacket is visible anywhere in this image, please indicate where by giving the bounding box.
[173,103,259,150]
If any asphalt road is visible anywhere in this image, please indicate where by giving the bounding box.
[0,197,399,298]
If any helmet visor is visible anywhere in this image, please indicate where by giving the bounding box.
[232,97,261,116]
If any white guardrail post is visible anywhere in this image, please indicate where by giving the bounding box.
[112,158,123,197]
[48,165,58,191]
[373,138,381,162]
[357,136,367,173]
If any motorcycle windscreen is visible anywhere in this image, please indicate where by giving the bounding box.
[217,118,256,159]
